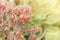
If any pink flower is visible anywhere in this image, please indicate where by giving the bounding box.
[4,7,10,14]
[6,22,11,28]
[24,14,30,21]
[29,34,36,40]
[0,2,6,9]
[29,6,35,12]
[29,27,35,34]
[10,15,15,21]
[21,6,29,13]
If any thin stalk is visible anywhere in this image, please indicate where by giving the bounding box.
[1,22,4,40]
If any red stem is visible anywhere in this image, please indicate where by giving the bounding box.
[2,27,5,40]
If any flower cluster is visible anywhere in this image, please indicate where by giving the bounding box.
[10,6,30,24]
[0,1,41,40]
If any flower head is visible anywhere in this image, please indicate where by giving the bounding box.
[13,6,20,15]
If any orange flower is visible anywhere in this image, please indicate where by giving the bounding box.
[0,3,6,9]
[19,15,24,20]
[19,15,25,24]
[15,31,23,38]
[35,26,41,32]
[13,7,20,15]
